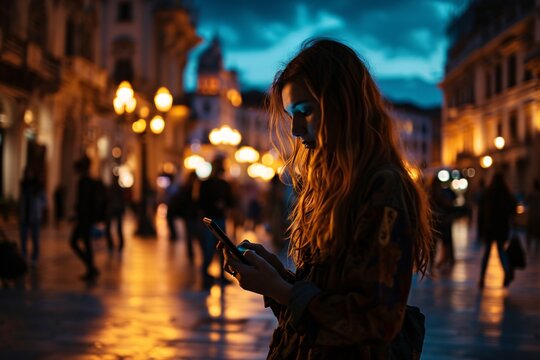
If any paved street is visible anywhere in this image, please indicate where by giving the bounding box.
[1,213,540,359]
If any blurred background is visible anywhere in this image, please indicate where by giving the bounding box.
[1,0,540,359]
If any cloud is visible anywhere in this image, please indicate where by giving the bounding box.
[185,0,465,106]
[186,4,345,90]
[376,77,442,108]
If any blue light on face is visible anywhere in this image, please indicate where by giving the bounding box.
[286,100,313,117]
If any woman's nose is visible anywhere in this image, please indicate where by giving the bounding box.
[291,115,307,137]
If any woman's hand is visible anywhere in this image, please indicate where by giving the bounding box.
[237,240,289,278]
[222,246,292,305]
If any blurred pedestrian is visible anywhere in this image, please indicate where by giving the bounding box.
[198,156,234,289]
[70,156,100,281]
[221,39,431,358]
[478,172,516,288]
[165,174,181,242]
[429,174,457,271]
[526,179,540,252]
[105,175,125,253]
[18,166,46,265]
[474,179,487,243]
[168,171,199,263]
[264,174,289,251]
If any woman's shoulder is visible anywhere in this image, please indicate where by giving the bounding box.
[364,164,408,211]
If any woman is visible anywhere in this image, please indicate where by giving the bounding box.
[222,38,432,359]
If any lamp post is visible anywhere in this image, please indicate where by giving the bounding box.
[114,82,172,237]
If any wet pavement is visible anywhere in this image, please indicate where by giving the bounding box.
[1,213,540,359]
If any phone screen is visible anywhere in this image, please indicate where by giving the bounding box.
[202,217,250,264]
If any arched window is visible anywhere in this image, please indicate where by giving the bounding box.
[112,37,135,83]
[28,0,47,47]
[81,5,97,61]
[0,0,16,34]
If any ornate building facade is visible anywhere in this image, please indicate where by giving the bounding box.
[0,0,199,219]
[440,0,540,196]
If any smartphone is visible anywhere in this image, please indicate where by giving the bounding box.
[202,217,250,264]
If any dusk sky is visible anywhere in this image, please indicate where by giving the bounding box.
[184,0,468,108]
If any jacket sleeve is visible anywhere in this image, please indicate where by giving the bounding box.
[286,170,414,346]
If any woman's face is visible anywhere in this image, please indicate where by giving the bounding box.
[281,80,321,149]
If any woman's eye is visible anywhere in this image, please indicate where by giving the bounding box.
[295,108,312,116]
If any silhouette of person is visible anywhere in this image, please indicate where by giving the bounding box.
[70,156,99,281]
[19,166,46,265]
[105,175,125,253]
[478,172,516,288]
[429,174,457,270]
[264,174,289,251]
[526,179,540,251]
[474,178,487,243]
[198,156,234,289]
[165,174,181,241]
[220,39,432,358]
[176,171,199,263]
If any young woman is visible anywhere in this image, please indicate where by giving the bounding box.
[222,38,432,359]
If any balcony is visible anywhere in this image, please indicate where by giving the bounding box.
[0,35,60,93]
[62,56,108,91]
[0,33,25,66]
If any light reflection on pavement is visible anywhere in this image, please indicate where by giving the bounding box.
[1,215,539,359]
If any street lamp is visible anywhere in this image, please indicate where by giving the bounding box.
[209,125,242,146]
[114,81,173,237]
[494,136,505,150]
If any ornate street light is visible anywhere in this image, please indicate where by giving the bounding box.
[209,125,242,146]
[113,82,174,237]
[234,146,259,163]
[494,136,505,150]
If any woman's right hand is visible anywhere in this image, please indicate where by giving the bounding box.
[238,240,288,278]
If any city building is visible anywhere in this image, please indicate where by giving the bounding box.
[391,102,441,173]
[0,0,107,216]
[0,0,199,220]
[440,0,540,196]
[100,0,200,204]
[189,36,242,145]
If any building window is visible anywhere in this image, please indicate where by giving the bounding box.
[495,64,502,94]
[113,59,134,83]
[524,66,533,81]
[117,1,133,22]
[485,70,492,99]
[507,54,517,88]
[509,110,518,142]
[0,0,16,34]
[202,100,211,116]
[28,0,47,47]
[65,19,76,56]
[524,104,533,141]
[497,120,503,137]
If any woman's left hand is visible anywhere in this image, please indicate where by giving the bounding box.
[222,248,292,304]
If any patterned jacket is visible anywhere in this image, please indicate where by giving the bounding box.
[265,166,414,359]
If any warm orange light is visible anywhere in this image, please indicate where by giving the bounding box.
[139,106,150,118]
[480,155,493,168]
[149,115,165,134]
[494,136,505,150]
[116,81,134,103]
[154,87,173,113]
[132,119,146,134]
[170,104,189,118]
[111,146,122,158]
